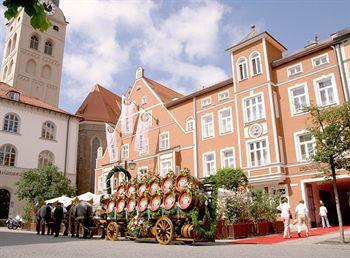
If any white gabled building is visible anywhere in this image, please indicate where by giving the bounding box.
[0,83,79,219]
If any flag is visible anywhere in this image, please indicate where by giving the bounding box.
[105,123,117,162]
[121,95,135,134]
[135,108,151,153]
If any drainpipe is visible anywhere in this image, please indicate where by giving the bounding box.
[193,97,198,178]
[64,116,71,176]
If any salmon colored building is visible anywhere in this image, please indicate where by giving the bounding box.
[95,27,350,228]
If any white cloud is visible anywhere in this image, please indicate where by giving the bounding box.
[60,0,156,102]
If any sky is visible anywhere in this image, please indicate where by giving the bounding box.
[0,0,349,113]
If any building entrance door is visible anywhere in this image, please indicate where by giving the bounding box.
[0,189,10,219]
[306,184,316,227]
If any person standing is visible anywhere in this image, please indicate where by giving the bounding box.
[294,200,309,237]
[319,201,331,228]
[277,197,291,238]
[53,202,64,237]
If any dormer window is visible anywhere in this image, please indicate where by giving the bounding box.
[287,63,302,77]
[141,95,148,105]
[7,91,20,101]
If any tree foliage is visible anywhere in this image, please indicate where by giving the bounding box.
[3,0,51,31]
[306,103,350,243]
[16,164,76,203]
[206,168,248,191]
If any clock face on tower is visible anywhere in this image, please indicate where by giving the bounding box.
[40,0,56,16]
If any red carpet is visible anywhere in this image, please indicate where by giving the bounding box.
[232,226,349,244]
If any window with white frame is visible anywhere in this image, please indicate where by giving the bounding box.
[3,113,20,133]
[312,54,328,67]
[296,133,315,161]
[160,159,172,177]
[201,113,214,139]
[244,94,265,123]
[38,150,54,168]
[237,57,248,81]
[287,64,302,77]
[186,117,194,132]
[218,90,229,101]
[98,176,104,192]
[125,117,132,134]
[110,144,117,161]
[289,84,309,115]
[219,108,233,134]
[201,97,211,107]
[138,135,149,155]
[315,75,338,106]
[121,144,129,160]
[250,51,262,76]
[138,166,148,179]
[41,121,55,140]
[203,152,216,177]
[141,95,148,105]
[159,132,170,150]
[248,139,269,167]
[221,148,235,168]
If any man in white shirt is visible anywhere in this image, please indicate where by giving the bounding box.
[294,200,309,237]
[319,201,331,228]
[277,197,291,238]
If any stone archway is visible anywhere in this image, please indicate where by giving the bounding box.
[0,189,10,219]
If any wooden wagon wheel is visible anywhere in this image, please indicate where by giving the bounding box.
[155,216,174,245]
[106,222,119,241]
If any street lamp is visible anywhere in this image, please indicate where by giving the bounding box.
[124,160,136,170]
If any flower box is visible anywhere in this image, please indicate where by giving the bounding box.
[228,223,250,239]
[272,221,284,233]
[255,221,272,236]
[214,220,228,239]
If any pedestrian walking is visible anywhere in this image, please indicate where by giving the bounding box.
[53,202,64,237]
[277,197,291,238]
[319,201,331,228]
[294,200,309,237]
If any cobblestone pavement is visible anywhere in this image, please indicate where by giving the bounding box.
[0,228,349,258]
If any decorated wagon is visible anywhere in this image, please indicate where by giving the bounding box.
[100,167,218,245]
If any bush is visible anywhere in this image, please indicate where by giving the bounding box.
[248,189,280,223]
[225,190,250,224]
[207,168,248,191]
[22,202,34,223]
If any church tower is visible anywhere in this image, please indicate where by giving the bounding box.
[1,0,67,107]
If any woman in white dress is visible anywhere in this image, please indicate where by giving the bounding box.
[277,197,291,238]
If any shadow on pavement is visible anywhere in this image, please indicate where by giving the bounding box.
[0,229,104,247]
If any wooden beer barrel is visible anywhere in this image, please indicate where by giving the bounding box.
[116,198,126,213]
[126,183,136,197]
[163,192,176,210]
[178,191,195,211]
[181,224,194,238]
[116,184,125,198]
[161,177,174,194]
[137,196,149,212]
[149,179,160,196]
[137,183,147,197]
[106,201,115,214]
[149,194,162,212]
[176,174,191,192]
[126,197,136,213]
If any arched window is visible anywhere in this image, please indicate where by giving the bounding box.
[186,117,194,132]
[8,60,14,77]
[44,40,53,55]
[7,91,20,101]
[11,33,17,52]
[41,64,51,80]
[38,150,54,168]
[0,144,16,166]
[25,59,36,75]
[3,66,8,80]
[6,39,12,57]
[30,35,39,50]
[41,121,56,140]
[3,113,20,133]
[90,137,101,192]
[237,57,248,81]
[250,51,262,76]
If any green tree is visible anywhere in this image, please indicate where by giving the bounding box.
[16,164,76,203]
[206,168,248,191]
[3,0,51,31]
[307,104,350,243]
[248,189,280,223]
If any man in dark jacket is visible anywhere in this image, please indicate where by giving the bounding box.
[53,202,64,237]
[39,203,52,235]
